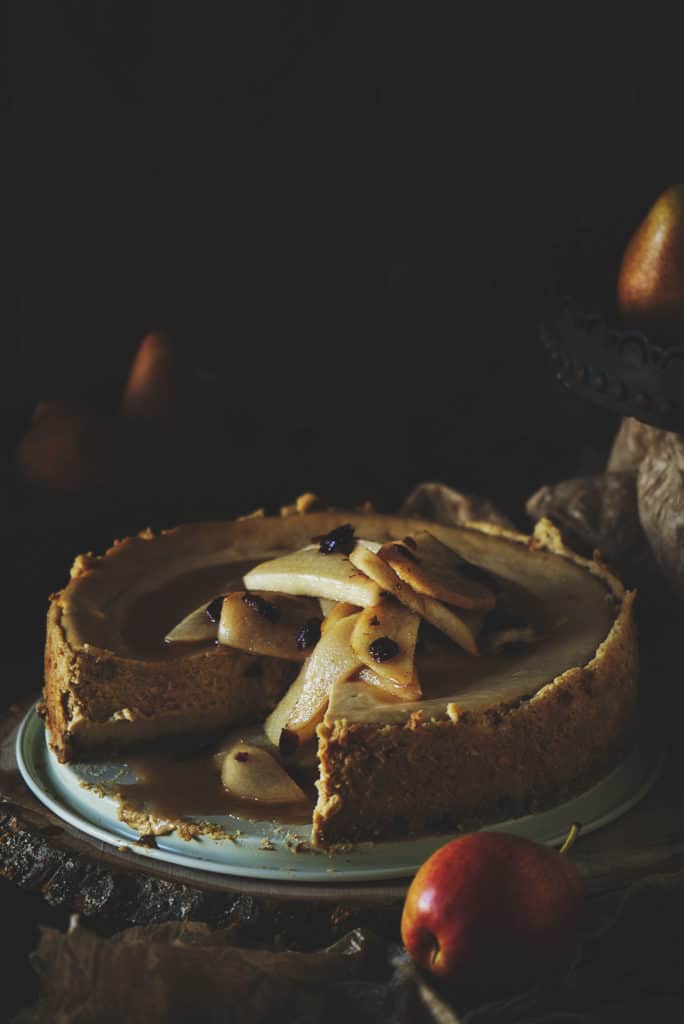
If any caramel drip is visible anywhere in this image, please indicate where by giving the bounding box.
[115,744,314,826]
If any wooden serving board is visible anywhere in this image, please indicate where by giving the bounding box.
[3,663,683,945]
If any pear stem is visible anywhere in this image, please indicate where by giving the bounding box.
[559,822,581,855]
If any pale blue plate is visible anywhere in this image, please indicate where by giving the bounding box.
[16,704,664,883]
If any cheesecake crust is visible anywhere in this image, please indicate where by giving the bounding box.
[41,512,638,847]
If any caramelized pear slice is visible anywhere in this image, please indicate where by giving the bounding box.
[218,591,321,662]
[320,601,360,634]
[220,742,307,804]
[349,545,480,655]
[243,545,381,607]
[380,532,496,610]
[357,666,423,702]
[164,597,222,644]
[264,612,362,752]
[351,598,421,693]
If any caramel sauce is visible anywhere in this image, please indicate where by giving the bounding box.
[114,739,315,827]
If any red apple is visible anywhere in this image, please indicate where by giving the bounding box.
[401,831,583,987]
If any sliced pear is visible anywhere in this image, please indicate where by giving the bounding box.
[319,598,336,617]
[357,665,423,702]
[380,532,496,610]
[319,595,362,618]
[220,742,308,803]
[350,598,421,693]
[243,545,381,606]
[218,591,322,661]
[164,597,223,643]
[320,600,360,634]
[264,612,362,752]
[349,544,480,655]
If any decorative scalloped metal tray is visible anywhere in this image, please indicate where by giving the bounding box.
[541,293,684,433]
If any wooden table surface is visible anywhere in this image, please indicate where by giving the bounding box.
[3,646,683,938]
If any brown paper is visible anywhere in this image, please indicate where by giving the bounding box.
[15,873,683,1023]
[14,923,428,1024]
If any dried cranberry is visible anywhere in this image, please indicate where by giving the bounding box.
[296,617,322,651]
[314,523,356,555]
[369,637,400,662]
[242,592,281,623]
[205,597,224,623]
[234,751,250,762]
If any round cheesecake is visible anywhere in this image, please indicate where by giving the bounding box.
[42,510,638,846]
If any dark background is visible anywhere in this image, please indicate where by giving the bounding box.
[3,4,684,1013]
[6,1,684,604]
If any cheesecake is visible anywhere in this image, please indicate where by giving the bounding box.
[41,509,638,846]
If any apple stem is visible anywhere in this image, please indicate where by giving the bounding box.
[559,822,581,855]
[425,932,441,970]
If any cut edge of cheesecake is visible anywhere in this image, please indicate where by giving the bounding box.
[313,518,639,846]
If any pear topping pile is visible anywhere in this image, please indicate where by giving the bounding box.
[166,523,536,758]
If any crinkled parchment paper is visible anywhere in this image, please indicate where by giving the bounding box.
[527,418,684,604]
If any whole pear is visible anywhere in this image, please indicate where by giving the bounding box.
[616,183,684,342]
[401,831,583,988]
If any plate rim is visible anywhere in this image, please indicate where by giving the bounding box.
[15,702,665,884]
